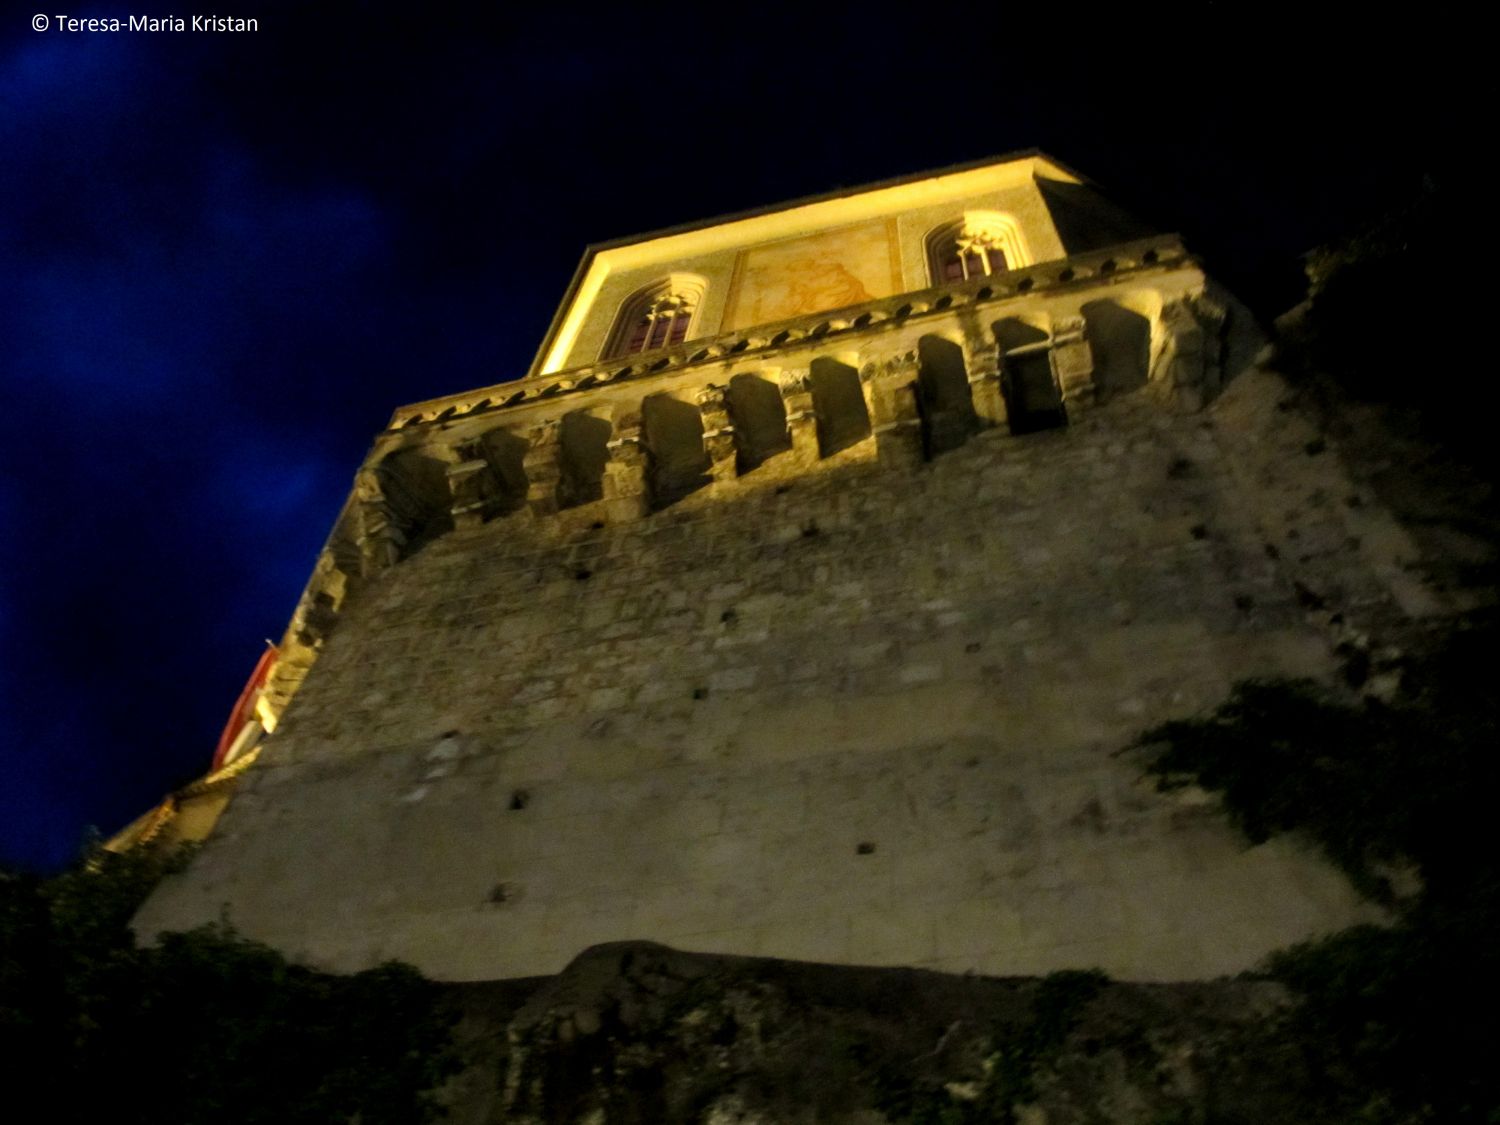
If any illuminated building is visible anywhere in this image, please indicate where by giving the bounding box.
[135,153,1397,980]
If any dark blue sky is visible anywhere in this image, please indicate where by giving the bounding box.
[0,5,1467,870]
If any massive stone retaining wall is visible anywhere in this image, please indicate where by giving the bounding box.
[137,309,1422,979]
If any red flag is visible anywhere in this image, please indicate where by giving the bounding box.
[211,645,278,771]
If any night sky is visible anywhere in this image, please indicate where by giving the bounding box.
[0,5,1467,870]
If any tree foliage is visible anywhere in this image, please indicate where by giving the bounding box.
[1129,617,1500,1123]
[0,845,457,1124]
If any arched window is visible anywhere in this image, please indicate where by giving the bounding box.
[604,276,706,359]
[925,213,1025,285]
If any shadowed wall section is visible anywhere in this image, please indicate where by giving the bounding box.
[994,317,1065,435]
[643,394,711,509]
[378,449,454,560]
[1083,300,1152,400]
[726,373,791,472]
[808,357,871,456]
[478,427,530,517]
[559,410,612,509]
[916,335,978,456]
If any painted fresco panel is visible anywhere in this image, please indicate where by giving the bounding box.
[725,220,900,330]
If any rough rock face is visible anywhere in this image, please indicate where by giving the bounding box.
[434,942,1326,1124]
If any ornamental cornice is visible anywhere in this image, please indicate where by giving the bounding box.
[386,235,1191,432]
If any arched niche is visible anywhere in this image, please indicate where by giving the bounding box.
[916,334,977,456]
[379,447,454,560]
[478,427,530,516]
[1082,299,1152,400]
[809,356,871,457]
[727,373,791,472]
[558,410,612,509]
[642,393,711,508]
[992,317,1066,435]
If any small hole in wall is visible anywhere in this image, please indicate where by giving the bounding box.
[590,519,605,530]
[488,882,516,905]
[1189,524,1208,540]
[1338,644,1371,689]
[856,842,876,856]
[1016,277,1034,292]
[441,729,460,739]
[1142,249,1159,265]
[775,484,793,495]
[574,567,592,581]
[1058,268,1076,283]
[692,687,709,701]
[1304,439,1327,456]
[964,642,982,654]
[509,789,530,811]
[1234,594,1256,612]
[1264,543,1280,559]
[1166,457,1194,479]
[1293,582,1327,610]
[720,609,738,627]
[801,522,820,539]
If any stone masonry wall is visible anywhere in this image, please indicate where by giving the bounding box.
[135,354,1420,981]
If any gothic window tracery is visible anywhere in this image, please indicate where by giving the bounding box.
[925,213,1024,285]
[605,276,705,359]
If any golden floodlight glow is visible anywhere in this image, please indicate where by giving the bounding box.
[536,153,1079,375]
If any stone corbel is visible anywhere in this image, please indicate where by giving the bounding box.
[1050,315,1096,411]
[953,315,1009,430]
[1152,298,1222,412]
[961,342,1008,430]
[777,369,820,466]
[602,405,649,522]
[694,383,739,482]
[860,352,924,469]
[521,419,563,518]
[353,466,405,574]
[443,438,495,529]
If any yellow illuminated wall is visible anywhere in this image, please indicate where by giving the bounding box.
[722,220,902,329]
[533,153,1074,376]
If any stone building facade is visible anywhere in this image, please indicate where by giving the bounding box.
[136,152,1426,981]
